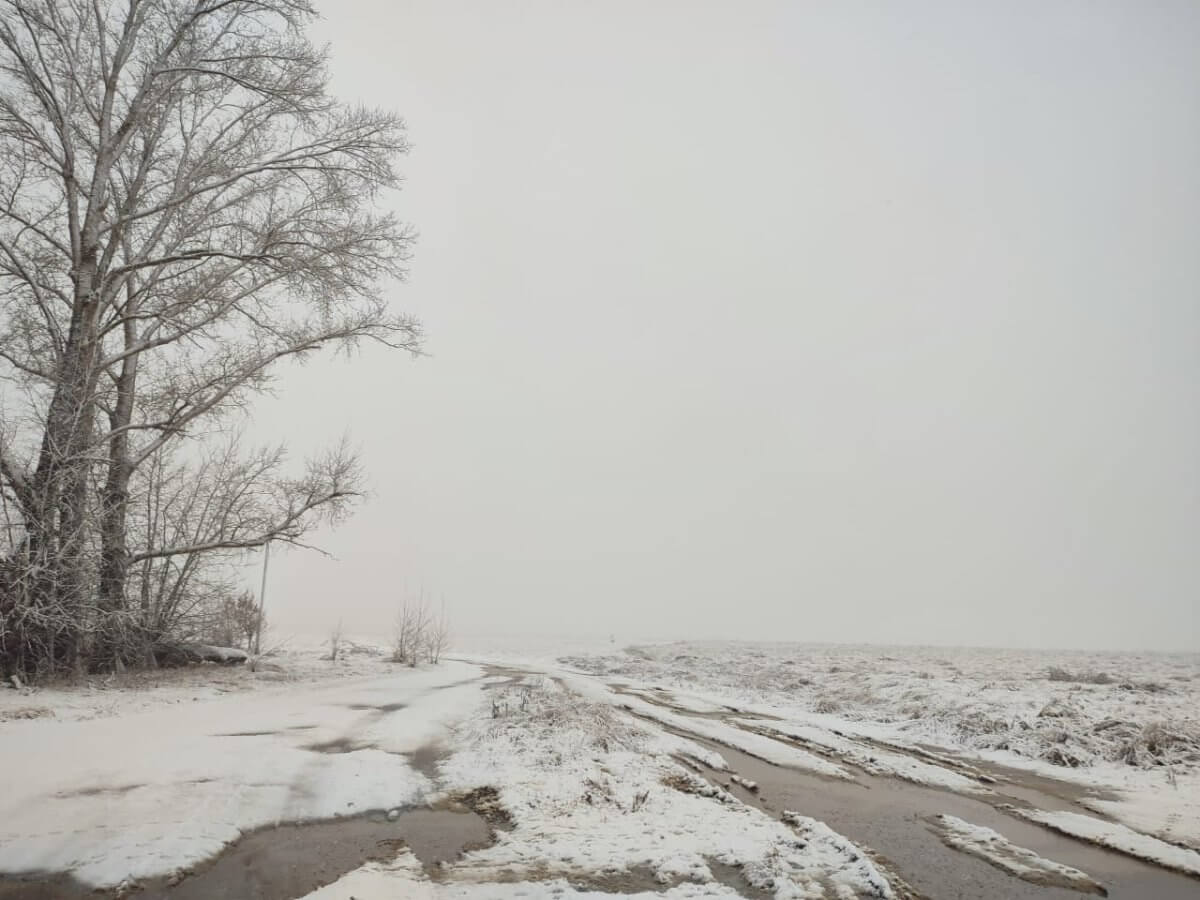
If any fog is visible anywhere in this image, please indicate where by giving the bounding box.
[247,0,1199,652]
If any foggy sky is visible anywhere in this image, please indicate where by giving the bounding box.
[248,0,1200,651]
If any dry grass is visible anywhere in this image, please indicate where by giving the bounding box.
[0,705,54,721]
[484,678,646,758]
[1047,666,1115,685]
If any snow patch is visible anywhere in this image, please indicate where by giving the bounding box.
[1006,807,1200,877]
[929,814,1105,894]
[0,662,483,887]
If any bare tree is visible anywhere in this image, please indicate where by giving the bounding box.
[392,595,433,667]
[0,1,416,675]
[427,601,450,664]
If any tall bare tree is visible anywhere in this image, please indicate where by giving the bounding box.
[0,0,417,674]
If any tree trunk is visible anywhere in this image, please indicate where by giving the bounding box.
[99,326,140,615]
[31,250,104,672]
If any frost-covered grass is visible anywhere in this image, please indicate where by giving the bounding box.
[563,642,1200,773]
[563,642,1200,853]
[430,677,898,898]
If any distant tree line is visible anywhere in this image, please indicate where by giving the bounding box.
[0,0,415,676]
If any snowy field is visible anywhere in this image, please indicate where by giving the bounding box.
[560,642,1200,771]
[562,642,1200,853]
[2,637,1199,899]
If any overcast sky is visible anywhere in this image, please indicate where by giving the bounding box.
[248,0,1199,652]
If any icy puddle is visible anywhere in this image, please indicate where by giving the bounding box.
[0,807,491,900]
[683,732,1199,899]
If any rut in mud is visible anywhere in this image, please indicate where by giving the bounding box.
[625,682,1200,900]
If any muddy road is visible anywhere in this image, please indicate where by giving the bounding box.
[620,680,1200,900]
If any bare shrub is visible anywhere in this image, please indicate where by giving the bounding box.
[0,706,54,722]
[390,596,451,665]
[328,620,344,662]
[1047,667,1115,685]
[1119,679,1170,694]
[427,607,451,664]
[392,597,432,666]
[1114,721,1200,768]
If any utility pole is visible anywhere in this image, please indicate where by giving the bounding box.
[254,540,271,656]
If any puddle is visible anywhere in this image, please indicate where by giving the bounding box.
[964,754,1123,810]
[2,789,500,900]
[304,736,375,754]
[480,664,532,690]
[0,874,93,900]
[344,701,407,713]
[0,806,493,900]
[927,814,1107,895]
[407,740,450,780]
[139,807,490,899]
[683,733,1200,900]
[449,859,769,897]
[54,783,142,798]
[425,676,488,692]
[566,859,770,897]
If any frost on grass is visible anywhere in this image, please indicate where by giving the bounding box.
[436,678,895,898]
[561,643,1200,773]
[1003,807,1200,878]
[928,814,1106,895]
[562,643,1200,848]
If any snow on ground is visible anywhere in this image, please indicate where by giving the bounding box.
[0,659,482,887]
[563,642,1200,849]
[561,642,1200,770]
[747,721,985,793]
[0,633,395,724]
[7,636,1199,896]
[927,814,1105,894]
[300,846,748,899]
[309,675,897,899]
[1005,807,1200,878]
[584,682,852,780]
[443,677,892,896]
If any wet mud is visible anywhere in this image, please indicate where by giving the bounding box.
[684,728,1200,900]
[0,806,491,900]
